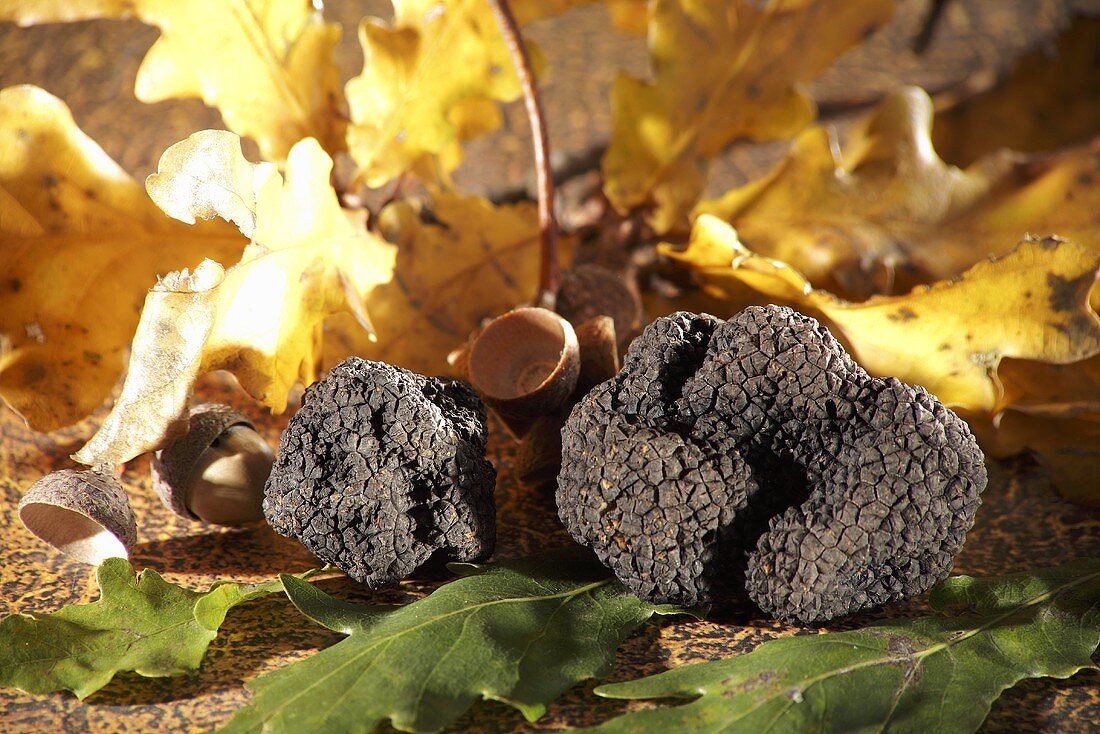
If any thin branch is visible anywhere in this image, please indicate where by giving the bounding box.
[913,0,950,54]
[487,0,560,307]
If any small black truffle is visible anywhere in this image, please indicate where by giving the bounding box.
[556,306,986,623]
[264,358,496,586]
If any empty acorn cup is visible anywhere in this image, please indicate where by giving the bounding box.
[19,467,137,565]
[151,403,274,526]
[515,315,621,488]
[466,306,581,438]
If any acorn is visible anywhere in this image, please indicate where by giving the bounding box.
[19,467,137,565]
[151,403,273,526]
[464,306,580,439]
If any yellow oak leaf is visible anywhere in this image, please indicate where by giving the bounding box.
[0,86,245,431]
[696,87,1100,300]
[346,0,596,186]
[606,0,647,35]
[346,0,521,186]
[515,0,644,31]
[324,191,570,375]
[602,0,893,234]
[663,215,1100,414]
[0,0,344,163]
[74,131,395,466]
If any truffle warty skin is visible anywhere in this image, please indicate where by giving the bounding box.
[556,306,986,623]
[263,358,496,586]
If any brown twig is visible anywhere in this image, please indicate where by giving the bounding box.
[913,0,950,54]
[487,0,560,307]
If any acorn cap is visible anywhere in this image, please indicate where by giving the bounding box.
[574,315,620,396]
[151,403,272,524]
[515,317,621,488]
[555,265,642,345]
[467,307,580,439]
[19,468,137,565]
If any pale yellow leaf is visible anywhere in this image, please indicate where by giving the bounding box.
[346,0,522,186]
[0,86,245,431]
[602,0,893,233]
[75,134,395,465]
[664,215,1100,414]
[696,87,1100,300]
[0,0,344,163]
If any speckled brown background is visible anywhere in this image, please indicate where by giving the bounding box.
[2,1,1100,732]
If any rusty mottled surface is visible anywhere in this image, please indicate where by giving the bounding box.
[1,0,1100,731]
[0,375,1098,733]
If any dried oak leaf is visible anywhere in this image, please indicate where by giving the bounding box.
[0,0,344,163]
[0,86,245,431]
[75,130,395,466]
[601,0,893,234]
[696,86,1100,301]
[932,18,1100,167]
[976,356,1100,507]
[664,215,1100,416]
[324,191,570,374]
[346,0,580,186]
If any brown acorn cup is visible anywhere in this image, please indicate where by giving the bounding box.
[19,467,137,565]
[151,403,273,526]
[516,315,621,487]
[555,264,642,346]
[466,307,581,439]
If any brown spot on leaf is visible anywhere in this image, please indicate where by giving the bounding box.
[888,307,917,323]
[722,670,778,697]
[886,634,917,656]
[1046,271,1094,313]
[22,363,46,384]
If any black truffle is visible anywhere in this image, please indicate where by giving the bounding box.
[556,306,986,622]
[264,358,496,586]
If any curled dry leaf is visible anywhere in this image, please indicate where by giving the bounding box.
[75,131,395,467]
[325,191,570,375]
[0,86,244,431]
[696,86,1100,300]
[0,0,344,162]
[601,0,893,233]
[975,355,1100,507]
[664,215,1100,415]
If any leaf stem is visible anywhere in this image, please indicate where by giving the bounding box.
[486,0,560,307]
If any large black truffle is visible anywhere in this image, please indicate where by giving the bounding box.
[556,306,986,623]
[264,358,496,586]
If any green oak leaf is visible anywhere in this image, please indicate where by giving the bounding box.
[219,553,686,734]
[0,557,313,699]
[585,559,1100,734]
